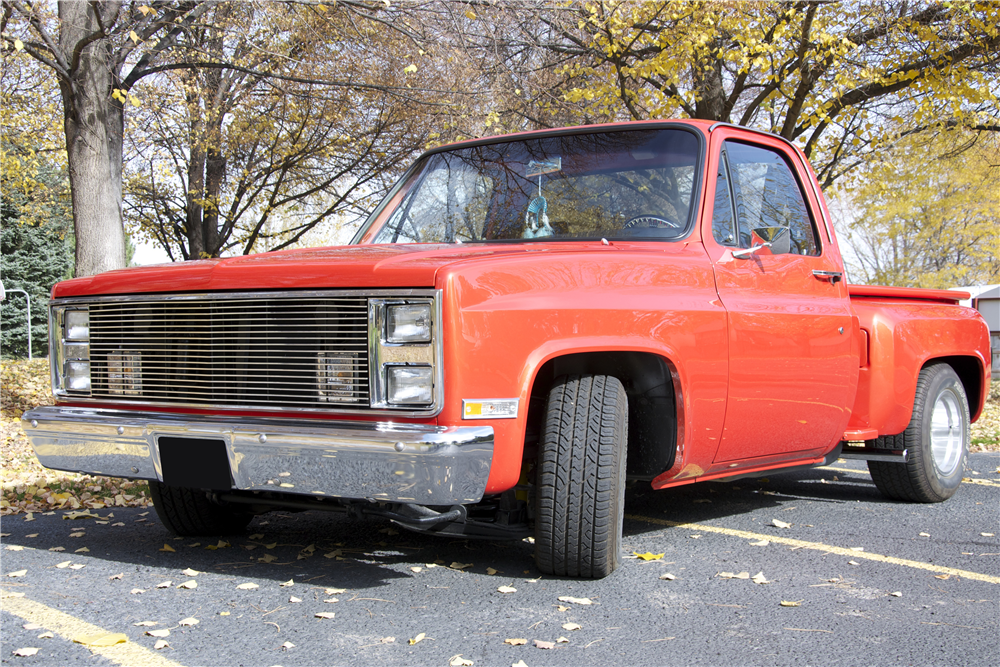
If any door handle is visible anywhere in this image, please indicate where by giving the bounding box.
[812,270,843,283]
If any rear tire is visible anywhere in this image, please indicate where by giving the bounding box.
[868,364,969,502]
[535,374,627,578]
[149,481,252,536]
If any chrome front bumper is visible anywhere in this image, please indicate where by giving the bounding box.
[21,406,494,505]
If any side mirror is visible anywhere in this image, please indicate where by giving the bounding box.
[749,226,790,255]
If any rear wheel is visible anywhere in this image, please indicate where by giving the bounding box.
[535,374,627,578]
[868,364,969,502]
[149,481,252,536]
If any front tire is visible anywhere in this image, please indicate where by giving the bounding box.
[149,481,252,536]
[868,363,969,502]
[535,374,627,578]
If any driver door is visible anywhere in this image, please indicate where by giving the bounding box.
[708,136,856,463]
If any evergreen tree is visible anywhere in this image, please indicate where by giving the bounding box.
[1,191,74,359]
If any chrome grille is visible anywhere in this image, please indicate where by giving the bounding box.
[87,295,370,409]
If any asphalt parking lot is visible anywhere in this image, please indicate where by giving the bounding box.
[2,452,998,666]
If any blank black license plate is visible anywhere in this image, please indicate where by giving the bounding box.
[158,437,232,490]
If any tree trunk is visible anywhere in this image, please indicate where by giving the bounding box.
[59,1,127,277]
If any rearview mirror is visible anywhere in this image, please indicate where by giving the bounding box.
[749,226,790,255]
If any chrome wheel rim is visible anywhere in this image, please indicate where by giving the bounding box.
[930,389,964,476]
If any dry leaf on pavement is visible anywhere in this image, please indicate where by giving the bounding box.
[289,596,301,603]
[562,623,581,631]
[533,639,555,649]
[155,581,171,588]
[7,569,27,577]
[55,561,72,569]
[498,586,517,594]
[717,572,750,580]
[633,552,665,561]
[133,621,157,627]
[450,562,472,570]
[780,600,802,607]
[131,588,145,594]
[771,519,791,529]
[74,633,127,647]
[153,640,169,650]
[181,568,199,576]
[504,638,527,645]
[178,618,198,626]
[556,637,570,643]
[37,632,53,639]
[315,612,336,619]
[449,656,473,666]
[12,648,39,657]
[486,567,498,575]
[177,580,197,589]
[280,579,294,587]
[751,572,770,585]
[325,587,346,594]
[409,632,426,645]
[659,573,676,580]
[557,596,593,605]
[281,641,295,649]
[147,629,170,638]
[236,582,259,590]
[159,544,175,552]
[512,661,529,667]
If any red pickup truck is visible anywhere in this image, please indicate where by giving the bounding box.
[23,121,991,578]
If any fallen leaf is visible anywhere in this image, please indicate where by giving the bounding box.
[133,621,158,627]
[259,554,278,563]
[556,605,570,611]
[512,661,529,667]
[752,572,770,585]
[323,550,342,559]
[154,639,169,650]
[22,623,41,630]
[37,632,53,639]
[6,545,24,551]
[780,600,802,607]
[187,542,200,547]
[505,638,528,645]
[409,632,426,645]
[497,586,517,594]
[130,588,145,594]
[281,641,295,649]
[718,572,750,580]
[178,617,198,626]
[381,637,395,644]
[486,567,499,575]
[109,573,123,580]
[557,596,593,605]
[450,656,474,666]
[935,574,951,580]
[659,573,677,580]
[315,612,336,619]
[750,540,769,546]
[633,552,665,561]
[265,542,277,550]
[562,622,582,631]
[69,564,85,570]
[70,532,85,538]
[410,566,423,573]
[450,562,472,570]
[919,532,931,537]
[280,579,294,587]
[289,596,302,603]
[248,533,265,540]
[181,568,199,576]
[556,636,570,643]
[7,569,27,578]
[236,582,259,590]
[848,560,860,566]
[772,519,791,529]
[323,598,339,603]
[689,534,702,539]
[325,588,346,594]
[850,546,865,552]
[63,510,98,520]
[534,639,555,649]
[159,544,176,553]
[49,547,65,552]
[12,648,39,657]
[982,533,995,537]
[219,612,229,616]
[56,561,72,569]
[155,581,171,588]
[177,580,197,589]
[74,633,127,646]
[112,523,125,527]
[147,629,170,638]
[889,591,902,597]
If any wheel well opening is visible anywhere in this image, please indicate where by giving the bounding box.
[929,356,983,418]
[526,351,678,480]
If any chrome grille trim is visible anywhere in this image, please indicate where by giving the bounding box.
[50,290,441,415]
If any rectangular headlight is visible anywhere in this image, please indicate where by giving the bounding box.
[386,304,432,344]
[65,360,91,391]
[52,305,91,396]
[65,309,90,340]
[386,365,433,405]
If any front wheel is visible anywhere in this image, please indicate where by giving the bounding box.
[149,481,252,536]
[868,363,969,502]
[535,374,627,578]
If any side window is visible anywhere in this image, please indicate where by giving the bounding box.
[711,151,736,245]
[725,141,820,256]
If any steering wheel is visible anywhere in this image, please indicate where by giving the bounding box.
[622,215,681,230]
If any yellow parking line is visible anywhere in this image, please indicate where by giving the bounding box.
[818,465,1000,488]
[0,594,184,667]
[625,515,1000,585]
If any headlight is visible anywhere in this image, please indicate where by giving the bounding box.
[386,365,433,405]
[385,304,432,343]
[369,296,440,412]
[52,306,91,396]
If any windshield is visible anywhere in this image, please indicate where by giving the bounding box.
[370,129,700,244]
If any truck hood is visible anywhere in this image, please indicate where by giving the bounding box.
[52,243,585,297]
